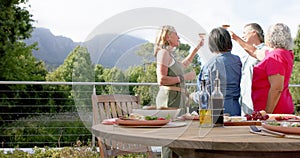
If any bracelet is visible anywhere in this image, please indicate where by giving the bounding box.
[178,75,184,83]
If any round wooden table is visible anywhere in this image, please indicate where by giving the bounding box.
[92,121,300,158]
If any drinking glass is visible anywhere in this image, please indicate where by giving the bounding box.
[222,24,230,29]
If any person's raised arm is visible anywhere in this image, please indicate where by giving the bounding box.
[181,37,204,68]
[230,31,265,61]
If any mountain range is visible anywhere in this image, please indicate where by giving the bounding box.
[24,28,151,70]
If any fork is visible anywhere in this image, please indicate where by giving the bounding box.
[250,125,285,138]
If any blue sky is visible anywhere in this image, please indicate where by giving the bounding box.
[28,0,300,43]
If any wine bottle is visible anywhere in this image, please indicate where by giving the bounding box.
[211,70,224,127]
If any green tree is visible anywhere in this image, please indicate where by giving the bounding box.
[0,0,46,81]
[125,63,158,105]
[46,46,93,82]
[135,63,158,105]
[293,25,300,62]
[176,43,201,76]
[0,0,48,121]
[94,64,106,94]
[100,67,129,94]
[46,46,94,112]
[290,24,300,108]
[178,43,191,51]
[136,43,154,62]
[71,46,94,128]
[0,0,34,56]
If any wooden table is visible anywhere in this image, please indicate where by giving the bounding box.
[92,121,300,158]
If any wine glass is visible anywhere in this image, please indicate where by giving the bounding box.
[198,33,206,39]
[198,33,206,47]
[222,24,230,29]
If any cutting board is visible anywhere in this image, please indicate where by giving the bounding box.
[224,121,261,126]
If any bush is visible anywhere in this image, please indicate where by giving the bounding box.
[0,146,99,158]
[0,146,149,158]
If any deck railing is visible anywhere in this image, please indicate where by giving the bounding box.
[0,81,299,148]
[0,81,198,148]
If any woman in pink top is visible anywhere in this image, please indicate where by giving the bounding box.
[252,23,294,114]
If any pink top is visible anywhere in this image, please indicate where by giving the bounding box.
[252,48,294,114]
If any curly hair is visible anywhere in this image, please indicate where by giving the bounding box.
[265,23,293,50]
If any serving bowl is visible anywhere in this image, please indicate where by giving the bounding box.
[132,108,181,120]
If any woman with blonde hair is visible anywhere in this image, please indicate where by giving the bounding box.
[154,25,204,112]
[154,25,204,158]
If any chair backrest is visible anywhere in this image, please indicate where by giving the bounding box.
[92,94,141,125]
[92,94,153,158]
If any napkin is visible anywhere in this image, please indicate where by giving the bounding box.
[101,118,118,125]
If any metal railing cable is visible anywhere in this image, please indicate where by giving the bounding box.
[0,81,299,148]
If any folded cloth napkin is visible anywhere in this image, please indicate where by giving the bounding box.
[101,118,118,125]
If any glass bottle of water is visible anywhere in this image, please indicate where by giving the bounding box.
[211,70,224,127]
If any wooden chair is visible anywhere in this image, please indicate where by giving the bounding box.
[92,94,154,158]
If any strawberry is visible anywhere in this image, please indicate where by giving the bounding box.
[275,116,283,121]
[244,114,252,120]
[262,115,269,120]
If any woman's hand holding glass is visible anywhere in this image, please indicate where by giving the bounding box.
[184,71,196,81]
[197,33,205,49]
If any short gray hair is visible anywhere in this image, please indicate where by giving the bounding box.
[208,27,232,53]
[265,23,293,50]
[244,23,264,43]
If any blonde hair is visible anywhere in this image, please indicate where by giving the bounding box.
[153,25,176,57]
